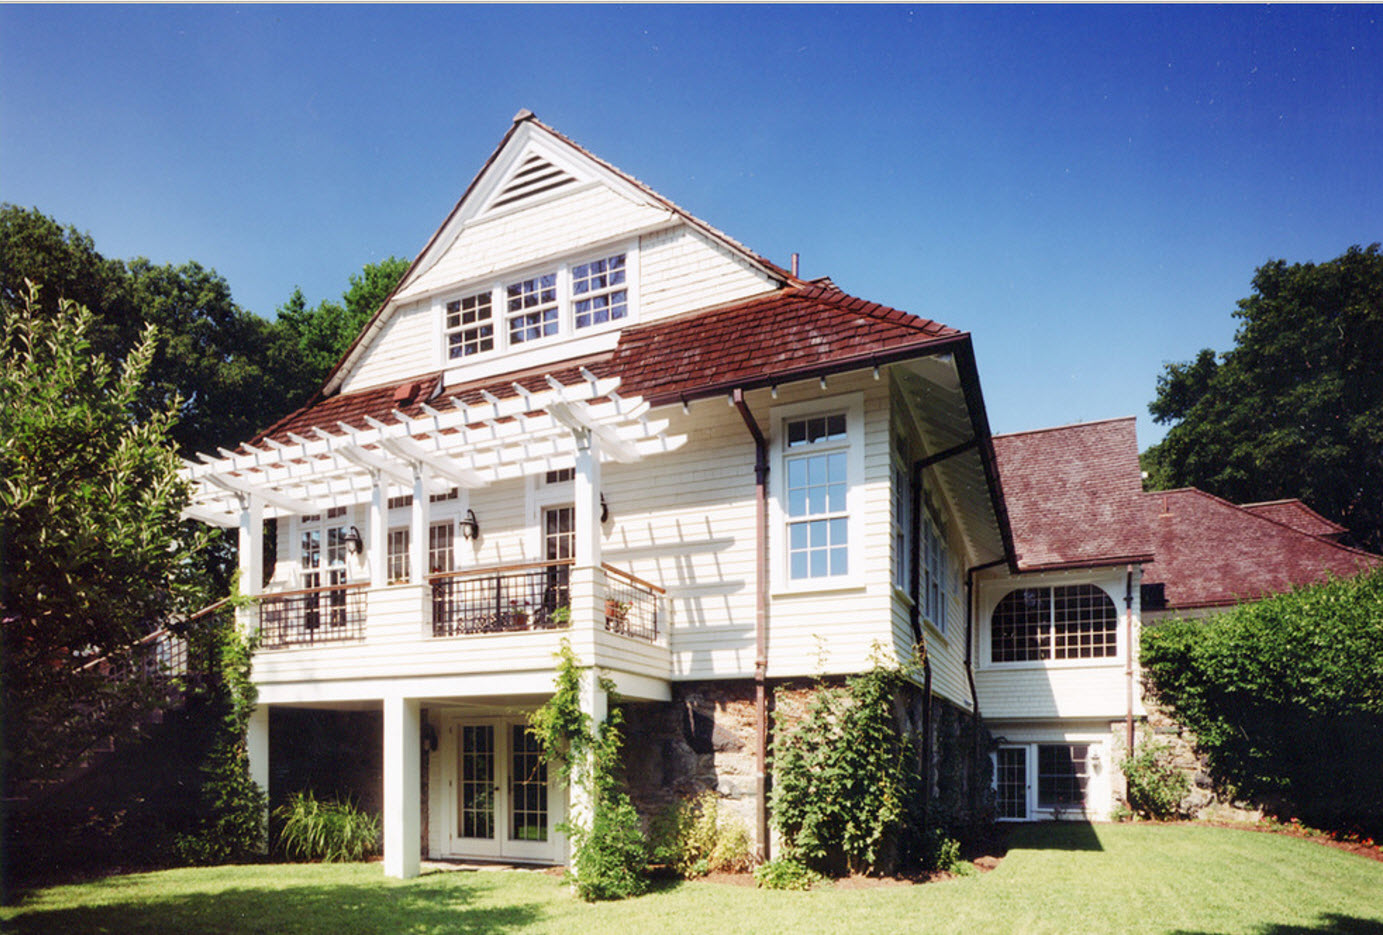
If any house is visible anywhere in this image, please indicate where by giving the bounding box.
[179,113,1380,876]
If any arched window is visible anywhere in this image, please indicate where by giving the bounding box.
[991,584,1117,663]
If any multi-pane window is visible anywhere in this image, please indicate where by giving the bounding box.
[921,500,950,633]
[446,292,494,359]
[543,506,574,610]
[387,527,410,584]
[995,748,1028,820]
[300,509,348,628]
[785,414,849,581]
[572,254,627,329]
[1037,744,1091,809]
[991,584,1117,663]
[510,725,548,842]
[505,272,559,345]
[429,521,454,575]
[458,725,495,840]
[891,456,912,593]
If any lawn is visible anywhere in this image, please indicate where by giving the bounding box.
[4,824,1382,935]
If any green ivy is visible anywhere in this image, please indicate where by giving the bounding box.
[528,640,647,901]
[1141,570,1383,835]
[173,606,267,864]
[768,661,921,875]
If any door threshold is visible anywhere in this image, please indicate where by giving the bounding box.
[422,858,559,873]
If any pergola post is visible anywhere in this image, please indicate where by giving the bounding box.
[370,470,388,588]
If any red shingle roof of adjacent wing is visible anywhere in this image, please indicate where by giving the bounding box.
[1141,488,1382,610]
[610,285,961,405]
[1238,498,1347,539]
[992,417,1155,571]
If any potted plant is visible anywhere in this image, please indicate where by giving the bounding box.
[604,598,631,630]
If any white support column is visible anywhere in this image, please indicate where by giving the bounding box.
[246,704,270,853]
[370,471,388,589]
[410,463,428,585]
[569,667,609,836]
[382,695,421,879]
[237,494,263,596]
[570,429,603,633]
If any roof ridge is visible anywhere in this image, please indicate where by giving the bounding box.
[993,415,1137,440]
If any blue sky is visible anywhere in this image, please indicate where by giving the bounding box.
[2,5,1379,448]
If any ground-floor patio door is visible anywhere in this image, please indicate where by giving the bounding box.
[443,718,564,863]
[995,745,1029,820]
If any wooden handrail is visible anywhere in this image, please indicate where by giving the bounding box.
[427,559,575,582]
[258,581,370,601]
[601,563,666,595]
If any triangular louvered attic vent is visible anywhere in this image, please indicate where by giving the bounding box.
[484,153,579,213]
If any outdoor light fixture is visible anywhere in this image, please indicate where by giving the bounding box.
[601,493,610,524]
[459,509,480,540]
[343,526,364,555]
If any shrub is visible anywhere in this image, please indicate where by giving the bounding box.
[920,829,964,873]
[274,791,380,862]
[769,661,920,875]
[1142,570,1383,835]
[1121,741,1189,820]
[753,856,823,891]
[649,791,753,877]
[566,791,647,901]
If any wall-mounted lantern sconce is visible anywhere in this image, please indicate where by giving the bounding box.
[459,508,480,541]
[343,526,364,555]
[601,493,610,524]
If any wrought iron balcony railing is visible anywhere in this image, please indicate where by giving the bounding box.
[257,582,368,649]
[429,560,573,637]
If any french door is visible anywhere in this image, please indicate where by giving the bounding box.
[995,746,1029,820]
[446,719,562,862]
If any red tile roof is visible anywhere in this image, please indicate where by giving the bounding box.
[1141,488,1381,610]
[611,285,962,406]
[1238,499,1346,539]
[247,285,963,448]
[991,418,1155,571]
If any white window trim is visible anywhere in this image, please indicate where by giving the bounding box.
[434,239,640,373]
[979,576,1125,671]
[992,737,1109,821]
[769,393,865,595]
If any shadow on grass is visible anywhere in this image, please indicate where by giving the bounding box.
[1003,821,1104,852]
[1173,913,1383,934]
[2,876,546,935]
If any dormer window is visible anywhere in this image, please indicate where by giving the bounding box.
[506,272,559,345]
[446,293,494,359]
[572,254,627,329]
[438,246,635,366]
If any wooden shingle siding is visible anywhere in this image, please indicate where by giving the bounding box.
[638,227,777,322]
[340,300,433,396]
[400,186,669,304]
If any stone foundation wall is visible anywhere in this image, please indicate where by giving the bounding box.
[1111,702,1267,823]
[619,678,995,854]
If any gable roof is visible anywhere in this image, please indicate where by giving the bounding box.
[1238,498,1347,539]
[317,111,803,401]
[991,418,1155,571]
[251,284,966,445]
[1141,488,1382,610]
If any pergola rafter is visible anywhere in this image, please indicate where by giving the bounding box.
[180,373,685,525]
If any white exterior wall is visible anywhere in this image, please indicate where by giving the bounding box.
[973,567,1143,722]
[339,300,433,396]
[638,226,777,322]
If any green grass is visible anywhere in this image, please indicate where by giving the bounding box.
[4,824,1382,934]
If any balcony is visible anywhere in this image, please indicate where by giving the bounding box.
[258,582,368,649]
[428,560,662,642]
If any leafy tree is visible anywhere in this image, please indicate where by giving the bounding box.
[0,204,306,457]
[1141,570,1383,836]
[0,284,208,792]
[274,256,409,388]
[1142,244,1383,553]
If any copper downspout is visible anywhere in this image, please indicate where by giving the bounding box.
[732,388,770,861]
[1125,566,1136,757]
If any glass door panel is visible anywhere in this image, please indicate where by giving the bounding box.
[996,746,1028,820]
[455,724,499,855]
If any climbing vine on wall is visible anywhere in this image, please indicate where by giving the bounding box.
[528,640,647,900]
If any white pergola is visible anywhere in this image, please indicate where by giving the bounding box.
[181,368,685,591]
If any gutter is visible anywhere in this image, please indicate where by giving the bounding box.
[731,387,771,861]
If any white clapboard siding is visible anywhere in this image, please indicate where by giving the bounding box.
[974,664,1139,721]
[638,226,779,322]
[401,186,669,304]
[339,300,434,395]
